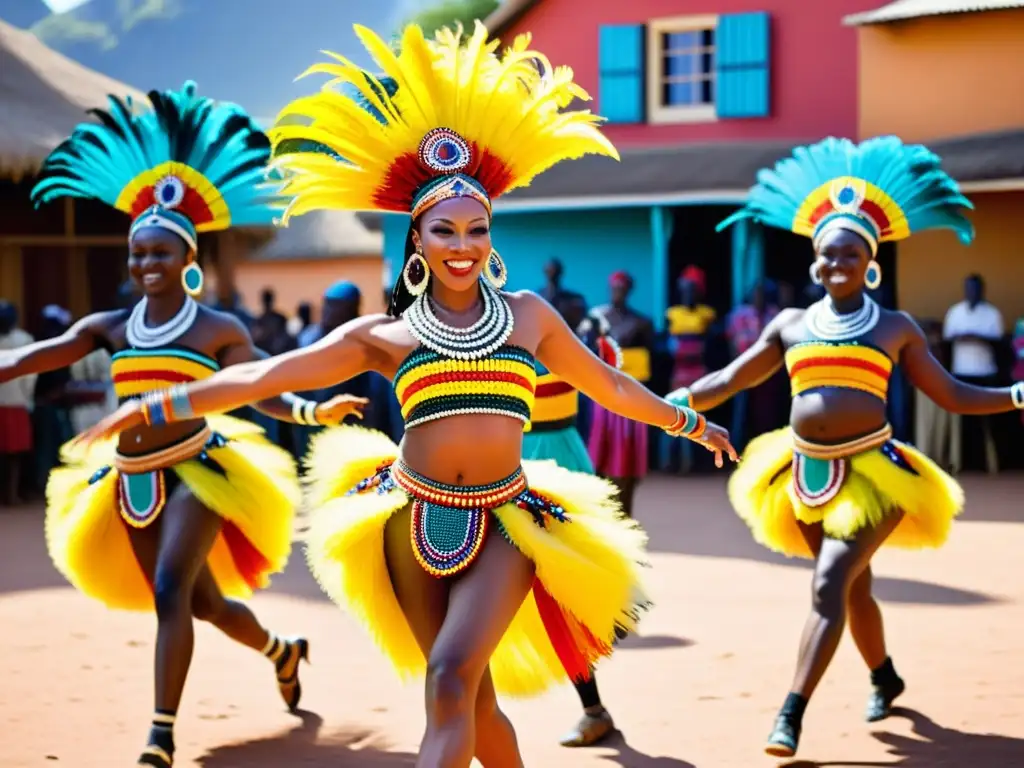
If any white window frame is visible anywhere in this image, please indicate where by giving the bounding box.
[646,14,719,125]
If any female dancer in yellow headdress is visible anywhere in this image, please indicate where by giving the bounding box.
[73,24,737,767]
[669,136,1024,757]
[0,82,364,767]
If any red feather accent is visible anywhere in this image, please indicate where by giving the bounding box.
[371,143,516,213]
[532,579,598,682]
[221,521,272,590]
[128,184,214,227]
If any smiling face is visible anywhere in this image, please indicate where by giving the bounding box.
[412,196,492,294]
[814,227,872,301]
[128,226,191,298]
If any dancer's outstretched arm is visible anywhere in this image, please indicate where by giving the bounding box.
[71,315,391,447]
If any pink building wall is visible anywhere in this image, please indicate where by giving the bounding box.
[500,0,879,146]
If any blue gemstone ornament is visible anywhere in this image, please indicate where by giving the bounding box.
[418,127,472,175]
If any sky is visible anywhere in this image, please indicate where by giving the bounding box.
[41,0,89,11]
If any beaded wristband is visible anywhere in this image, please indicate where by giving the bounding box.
[287,393,321,426]
[1012,382,1024,409]
[664,405,706,439]
[140,385,194,426]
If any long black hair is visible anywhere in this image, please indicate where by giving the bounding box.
[388,220,430,318]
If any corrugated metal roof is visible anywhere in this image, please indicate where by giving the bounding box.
[484,0,541,36]
[845,0,1024,26]
[496,129,1024,203]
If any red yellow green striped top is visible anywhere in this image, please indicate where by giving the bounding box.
[393,345,537,429]
[111,346,220,400]
[524,362,578,432]
[784,341,893,402]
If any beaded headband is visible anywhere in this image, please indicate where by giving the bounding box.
[411,173,492,220]
[129,205,199,251]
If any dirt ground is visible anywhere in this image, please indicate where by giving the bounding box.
[2,473,1023,767]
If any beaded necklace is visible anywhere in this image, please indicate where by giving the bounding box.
[805,294,879,341]
[126,296,198,349]
[405,279,514,360]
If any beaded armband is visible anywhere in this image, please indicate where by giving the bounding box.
[1011,382,1024,410]
[140,384,195,426]
[664,405,706,440]
[283,392,321,425]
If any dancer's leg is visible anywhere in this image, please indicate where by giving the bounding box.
[847,566,906,722]
[134,489,222,766]
[765,511,902,757]
[418,531,535,768]
[190,567,309,710]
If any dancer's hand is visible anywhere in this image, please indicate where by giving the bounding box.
[70,400,146,451]
[694,422,739,468]
[315,394,370,426]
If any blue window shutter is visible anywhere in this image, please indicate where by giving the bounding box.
[715,12,771,119]
[598,24,645,124]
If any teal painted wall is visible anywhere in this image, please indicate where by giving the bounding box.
[383,209,657,317]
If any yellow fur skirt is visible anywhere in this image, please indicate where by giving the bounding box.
[728,427,964,559]
[302,426,650,698]
[46,415,300,611]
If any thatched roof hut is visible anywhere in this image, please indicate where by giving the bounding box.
[251,210,383,262]
[0,18,143,179]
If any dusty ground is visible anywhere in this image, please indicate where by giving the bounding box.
[2,473,1023,767]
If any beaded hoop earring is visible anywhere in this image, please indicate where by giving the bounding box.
[864,259,882,290]
[484,249,507,290]
[809,259,824,286]
[181,262,204,298]
[403,247,430,296]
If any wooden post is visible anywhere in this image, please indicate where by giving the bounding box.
[65,199,90,318]
[0,243,24,317]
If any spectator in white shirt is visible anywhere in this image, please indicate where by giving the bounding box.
[943,274,1003,473]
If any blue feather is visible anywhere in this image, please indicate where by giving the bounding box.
[31,81,281,231]
[717,136,973,247]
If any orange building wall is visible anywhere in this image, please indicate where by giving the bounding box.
[858,9,1024,141]
[897,192,1024,323]
[224,257,387,321]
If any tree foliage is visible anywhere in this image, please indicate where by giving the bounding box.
[404,0,500,36]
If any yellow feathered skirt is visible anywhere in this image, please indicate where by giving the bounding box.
[728,427,964,559]
[302,425,650,698]
[45,415,300,611]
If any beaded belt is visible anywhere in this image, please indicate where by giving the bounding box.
[351,460,566,578]
[792,424,892,461]
[113,424,212,473]
[791,424,892,508]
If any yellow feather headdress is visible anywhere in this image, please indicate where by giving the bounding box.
[268,21,619,223]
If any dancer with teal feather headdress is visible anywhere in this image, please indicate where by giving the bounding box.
[3,81,368,767]
[666,136,1024,758]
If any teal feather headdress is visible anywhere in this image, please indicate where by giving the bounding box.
[31,81,279,250]
[717,136,975,254]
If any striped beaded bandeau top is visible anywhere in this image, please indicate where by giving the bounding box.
[784,341,893,402]
[393,344,537,429]
[525,361,578,433]
[111,346,220,401]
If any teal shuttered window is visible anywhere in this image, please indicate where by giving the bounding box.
[598,24,645,124]
[715,11,771,119]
